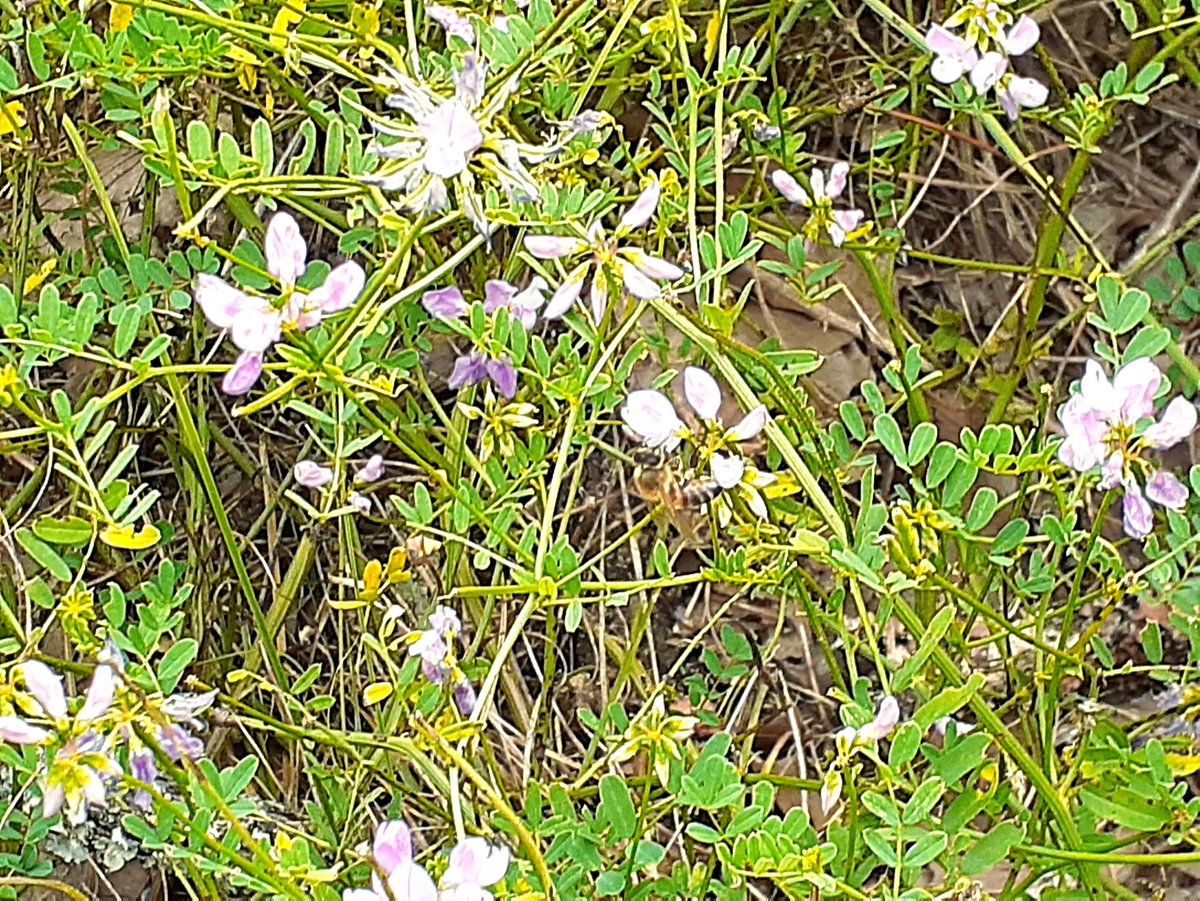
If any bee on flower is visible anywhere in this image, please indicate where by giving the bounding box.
[524,177,685,324]
[620,366,774,528]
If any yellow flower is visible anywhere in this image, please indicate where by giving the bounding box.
[610,695,698,786]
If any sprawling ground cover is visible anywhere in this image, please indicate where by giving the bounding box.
[1,0,1200,896]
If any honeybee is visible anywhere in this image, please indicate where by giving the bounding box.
[630,449,724,546]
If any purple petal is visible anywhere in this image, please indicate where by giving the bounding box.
[222,351,263,396]
[589,278,609,324]
[157,723,205,760]
[1144,397,1198,449]
[374,819,414,874]
[483,279,517,314]
[293,460,334,488]
[1003,15,1040,55]
[1056,394,1108,471]
[486,357,518,398]
[618,179,661,232]
[356,454,385,483]
[453,680,477,716]
[771,169,808,205]
[524,235,584,259]
[1123,483,1154,539]
[264,213,307,287]
[422,286,468,320]
[448,352,488,389]
[454,53,486,108]
[683,366,722,420]
[1145,470,1189,510]
[307,261,366,314]
[20,661,67,720]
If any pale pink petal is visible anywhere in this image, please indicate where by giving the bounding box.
[427,3,474,43]
[618,179,661,232]
[294,460,334,488]
[541,265,588,319]
[1144,397,1198,448]
[858,695,900,741]
[20,661,66,720]
[931,55,968,83]
[925,23,965,56]
[619,261,661,300]
[970,53,1007,93]
[833,209,864,239]
[307,261,366,313]
[683,366,722,419]
[422,286,469,319]
[77,665,114,723]
[453,53,486,108]
[771,169,808,205]
[1098,451,1124,489]
[222,352,263,396]
[443,837,511,888]
[1006,76,1048,111]
[589,277,609,324]
[1077,359,1120,414]
[80,767,107,807]
[230,306,282,353]
[387,862,438,901]
[0,716,50,744]
[621,390,684,451]
[727,404,768,441]
[265,213,307,287]
[42,782,65,818]
[825,162,849,199]
[421,99,483,178]
[709,453,745,489]
[374,820,414,873]
[524,235,585,259]
[1003,15,1040,55]
[1145,470,1189,509]
[621,249,684,281]
[194,274,254,330]
[1123,483,1154,539]
[1113,357,1163,423]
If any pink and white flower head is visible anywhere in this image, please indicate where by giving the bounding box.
[771,162,865,247]
[525,177,685,323]
[1058,357,1196,539]
[194,212,366,395]
[623,367,773,520]
[439,837,511,901]
[367,53,556,238]
[407,606,463,684]
[343,819,438,901]
[925,24,979,83]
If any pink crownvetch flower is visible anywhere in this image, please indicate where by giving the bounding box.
[0,662,118,822]
[405,607,477,715]
[193,213,366,396]
[524,177,685,324]
[622,367,774,521]
[1057,357,1197,539]
[925,24,979,83]
[771,162,865,247]
[439,836,511,901]
[343,819,438,901]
